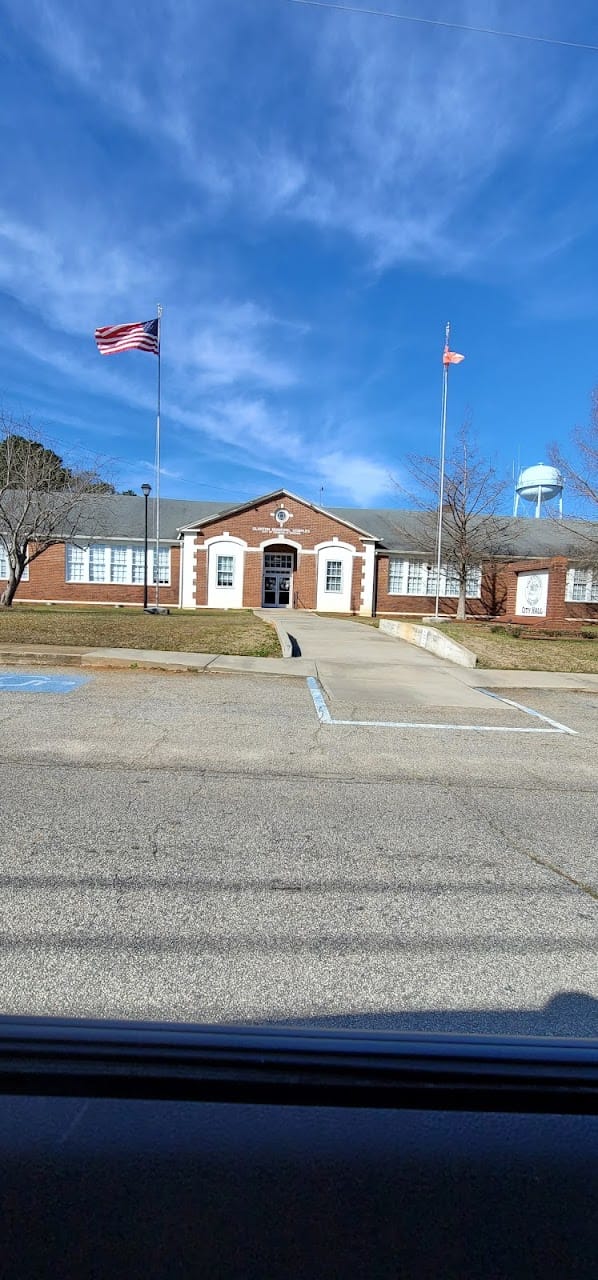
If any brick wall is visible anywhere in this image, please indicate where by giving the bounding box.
[503,557,567,628]
[374,555,508,617]
[192,495,365,609]
[2,543,181,607]
[350,556,362,613]
[192,495,363,553]
[566,601,598,623]
[243,549,268,608]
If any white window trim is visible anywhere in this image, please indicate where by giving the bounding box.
[324,558,344,593]
[388,557,481,599]
[566,566,598,603]
[216,553,235,588]
[65,542,171,587]
[0,541,30,581]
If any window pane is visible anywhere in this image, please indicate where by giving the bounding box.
[216,554,234,588]
[465,567,481,597]
[66,544,86,582]
[572,569,589,602]
[152,547,170,585]
[110,546,128,584]
[444,564,460,596]
[407,561,425,594]
[325,560,343,592]
[264,552,293,570]
[425,565,438,595]
[89,544,108,582]
[132,547,146,585]
[388,558,403,593]
[0,540,8,579]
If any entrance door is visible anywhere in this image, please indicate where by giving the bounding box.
[263,552,293,607]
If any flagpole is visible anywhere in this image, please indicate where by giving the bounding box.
[154,303,162,608]
[433,321,450,620]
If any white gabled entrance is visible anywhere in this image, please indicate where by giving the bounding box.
[262,550,293,608]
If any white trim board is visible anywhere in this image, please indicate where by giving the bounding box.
[306,678,577,735]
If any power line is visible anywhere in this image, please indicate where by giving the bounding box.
[285,0,598,54]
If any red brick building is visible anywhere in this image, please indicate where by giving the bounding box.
[2,488,598,625]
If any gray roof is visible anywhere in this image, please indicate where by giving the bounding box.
[330,506,598,558]
[51,495,227,542]
[3,490,596,556]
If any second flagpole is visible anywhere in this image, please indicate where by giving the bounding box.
[433,321,450,620]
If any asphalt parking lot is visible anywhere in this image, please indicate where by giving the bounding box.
[0,667,596,1037]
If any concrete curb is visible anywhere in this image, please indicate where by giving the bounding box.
[252,609,294,658]
[379,619,477,668]
[0,644,316,679]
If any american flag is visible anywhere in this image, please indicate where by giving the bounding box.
[94,317,160,357]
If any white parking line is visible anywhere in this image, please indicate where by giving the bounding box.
[478,688,577,735]
[306,677,577,735]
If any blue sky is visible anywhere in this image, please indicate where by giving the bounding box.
[1,0,598,508]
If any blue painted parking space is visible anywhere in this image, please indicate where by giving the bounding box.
[0,672,91,693]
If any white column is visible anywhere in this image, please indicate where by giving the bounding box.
[359,541,376,616]
[181,532,197,608]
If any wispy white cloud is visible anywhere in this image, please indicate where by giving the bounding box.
[318,451,393,505]
[17,1,598,272]
[167,302,298,390]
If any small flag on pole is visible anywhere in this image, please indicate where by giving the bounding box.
[443,347,464,366]
[94,318,160,357]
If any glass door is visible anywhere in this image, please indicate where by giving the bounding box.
[263,553,293,607]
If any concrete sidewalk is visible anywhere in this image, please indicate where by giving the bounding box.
[0,642,315,679]
[260,612,492,711]
[258,611,598,713]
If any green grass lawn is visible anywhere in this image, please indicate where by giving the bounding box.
[0,606,281,658]
[437,622,598,672]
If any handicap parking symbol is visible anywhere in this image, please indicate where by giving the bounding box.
[0,672,91,693]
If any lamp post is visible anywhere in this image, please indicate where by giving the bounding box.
[141,483,151,610]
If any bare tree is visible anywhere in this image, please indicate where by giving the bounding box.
[398,423,510,619]
[549,389,598,560]
[0,413,111,608]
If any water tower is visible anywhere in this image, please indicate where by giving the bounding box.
[513,463,563,519]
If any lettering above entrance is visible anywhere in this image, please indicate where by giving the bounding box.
[252,526,311,534]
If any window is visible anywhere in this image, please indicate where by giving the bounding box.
[152,547,170,586]
[110,546,128,584]
[131,547,146,585]
[400,559,482,597]
[444,564,461,596]
[216,554,234,588]
[325,560,343,592]
[264,552,293,571]
[388,558,403,593]
[64,543,170,586]
[566,567,598,603]
[407,560,425,594]
[0,545,29,581]
[66,544,86,582]
[89,544,108,582]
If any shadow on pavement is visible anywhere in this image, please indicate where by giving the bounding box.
[265,991,598,1039]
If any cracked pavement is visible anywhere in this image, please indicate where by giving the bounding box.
[0,667,596,1037]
